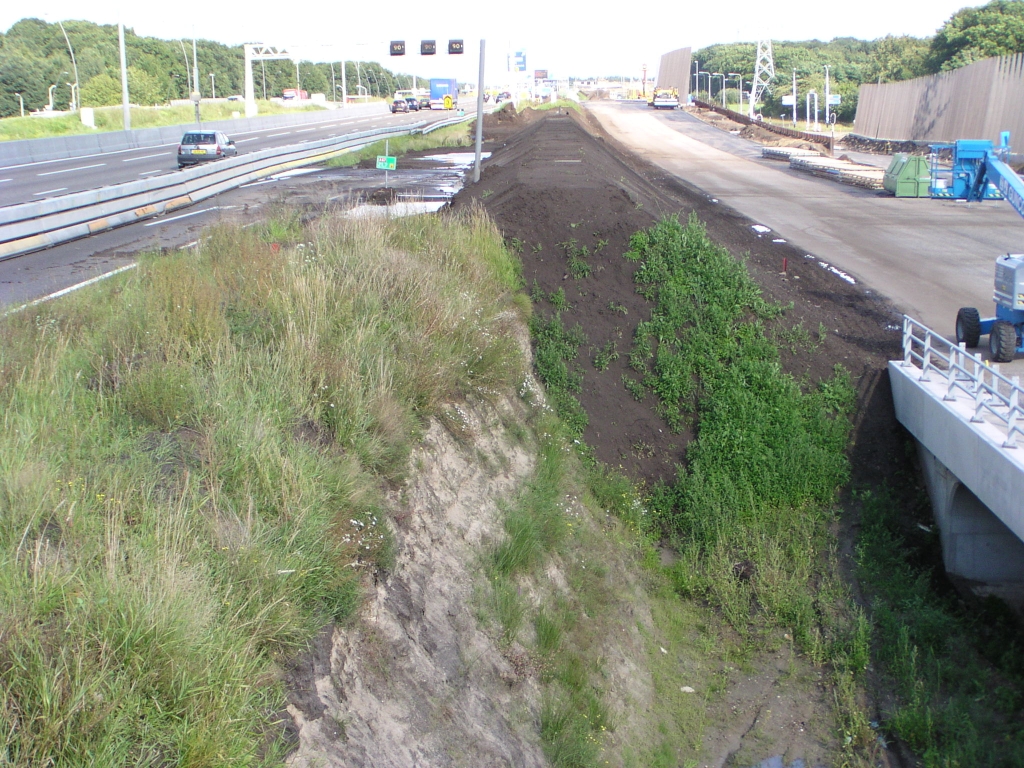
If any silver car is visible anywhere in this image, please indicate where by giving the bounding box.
[177,131,237,168]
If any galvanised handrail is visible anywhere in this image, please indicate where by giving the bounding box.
[901,314,1024,448]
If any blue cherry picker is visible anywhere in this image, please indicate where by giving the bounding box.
[938,132,1024,362]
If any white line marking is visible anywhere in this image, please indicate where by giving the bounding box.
[267,132,291,137]
[0,178,11,183]
[0,142,179,171]
[33,187,68,196]
[122,153,169,162]
[144,206,219,226]
[295,127,318,133]
[38,162,106,177]
[234,138,258,143]
[2,264,138,317]
[179,240,200,250]
[138,170,164,176]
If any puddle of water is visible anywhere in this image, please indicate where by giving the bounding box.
[344,201,447,219]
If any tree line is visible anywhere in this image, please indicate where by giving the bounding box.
[0,18,417,118]
[694,0,1024,122]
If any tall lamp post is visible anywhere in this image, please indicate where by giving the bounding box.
[697,70,710,100]
[57,21,79,111]
[209,72,216,99]
[711,73,725,107]
[14,92,24,117]
[727,73,742,110]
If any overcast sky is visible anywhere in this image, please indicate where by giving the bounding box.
[1,1,989,84]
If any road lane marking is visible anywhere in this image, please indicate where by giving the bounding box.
[0,143,179,171]
[144,206,220,226]
[267,132,291,137]
[295,127,318,133]
[33,187,68,196]
[0,178,11,183]
[37,162,106,177]
[122,153,169,162]
[2,264,139,318]
[139,170,165,176]
[234,138,259,143]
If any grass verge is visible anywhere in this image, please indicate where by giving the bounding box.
[326,123,472,167]
[0,207,524,764]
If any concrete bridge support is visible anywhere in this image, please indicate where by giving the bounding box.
[916,443,1024,583]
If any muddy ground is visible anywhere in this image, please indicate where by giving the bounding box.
[449,105,923,767]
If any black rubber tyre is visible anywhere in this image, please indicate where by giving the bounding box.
[989,320,1018,363]
[955,307,982,347]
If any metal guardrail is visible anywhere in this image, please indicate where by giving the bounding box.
[901,314,1024,448]
[0,116,487,261]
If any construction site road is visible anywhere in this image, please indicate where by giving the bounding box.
[587,101,1024,340]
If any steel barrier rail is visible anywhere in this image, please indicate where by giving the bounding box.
[901,314,1024,448]
[692,98,832,146]
[0,120,439,261]
[0,102,390,168]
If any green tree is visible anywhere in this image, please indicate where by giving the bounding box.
[866,35,930,82]
[929,0,1024,71]
[81,72,121,106]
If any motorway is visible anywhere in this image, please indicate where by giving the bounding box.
[0,107,433,205]
[589,101,1024,341]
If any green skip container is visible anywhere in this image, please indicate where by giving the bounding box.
[883,153,931,197]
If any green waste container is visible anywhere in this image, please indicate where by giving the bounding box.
[883,153,931,197]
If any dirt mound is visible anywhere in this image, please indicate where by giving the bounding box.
[453,109,904,491]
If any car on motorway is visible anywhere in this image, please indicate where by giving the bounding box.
[405,96,420,111]
[177,131,238,168]
[390,98,410,113]
[418,96,431,110]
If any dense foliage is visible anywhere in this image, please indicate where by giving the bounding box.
[0,18,415,117]
[694,0,1024,122]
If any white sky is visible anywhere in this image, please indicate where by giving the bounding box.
[1,1,989,84]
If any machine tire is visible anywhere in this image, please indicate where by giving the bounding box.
[955,307,981,347]
[989,320,1018,363]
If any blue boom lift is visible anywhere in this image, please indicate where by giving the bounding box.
[938,133,1024,362]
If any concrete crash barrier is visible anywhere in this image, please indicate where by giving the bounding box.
[0,102,390,168]
[0,119,437,262]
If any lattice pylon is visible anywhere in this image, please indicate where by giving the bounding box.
[749,40,775,118]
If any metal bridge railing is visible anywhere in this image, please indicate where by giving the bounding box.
[901,315,1024,448]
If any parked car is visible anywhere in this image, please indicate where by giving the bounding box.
[177,131,237,168]
[390,98,410,113]
[405,96,420,111]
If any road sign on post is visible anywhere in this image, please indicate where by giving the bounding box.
[390,41,405,56]
[375,155,396,170]
[827,94,841,105]
[781,95,795,106]
[514,51,526,72]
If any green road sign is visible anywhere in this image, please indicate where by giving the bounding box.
[376,155,397,170]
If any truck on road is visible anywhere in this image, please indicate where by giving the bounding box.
[429,78,458,110]
[648,88,679,109]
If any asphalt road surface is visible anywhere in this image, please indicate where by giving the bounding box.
[588,101,1024,339]
[0,107,458,205]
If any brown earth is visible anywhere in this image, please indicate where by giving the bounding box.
[454,106,908,493]
[451,106,919,767]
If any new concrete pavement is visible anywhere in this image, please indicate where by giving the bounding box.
[588,101,1024,339]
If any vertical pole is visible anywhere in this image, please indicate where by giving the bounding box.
[474,39,486,184]
[192,37,199,95]
[244,44,257,118]
[792,69,797,127]
[824,65,830,126]
[118,21,131,130]
[330,63,336,105]
[341,60,347,105]
[385,139,389,189]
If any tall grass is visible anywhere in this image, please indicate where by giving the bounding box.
[856,489,1024,766]
[0,207,525,764]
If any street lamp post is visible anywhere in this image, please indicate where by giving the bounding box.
[693,58,699,95]
[697,71,710,100]
[823,64,831,125]
[209,73,216,99]
[711,73,725,107]
[57,21,79,111]
[47,84,56,111]
[14,92,24,117]
[727,73,741,110]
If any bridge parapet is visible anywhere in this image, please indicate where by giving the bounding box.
[891,316,1024,584]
